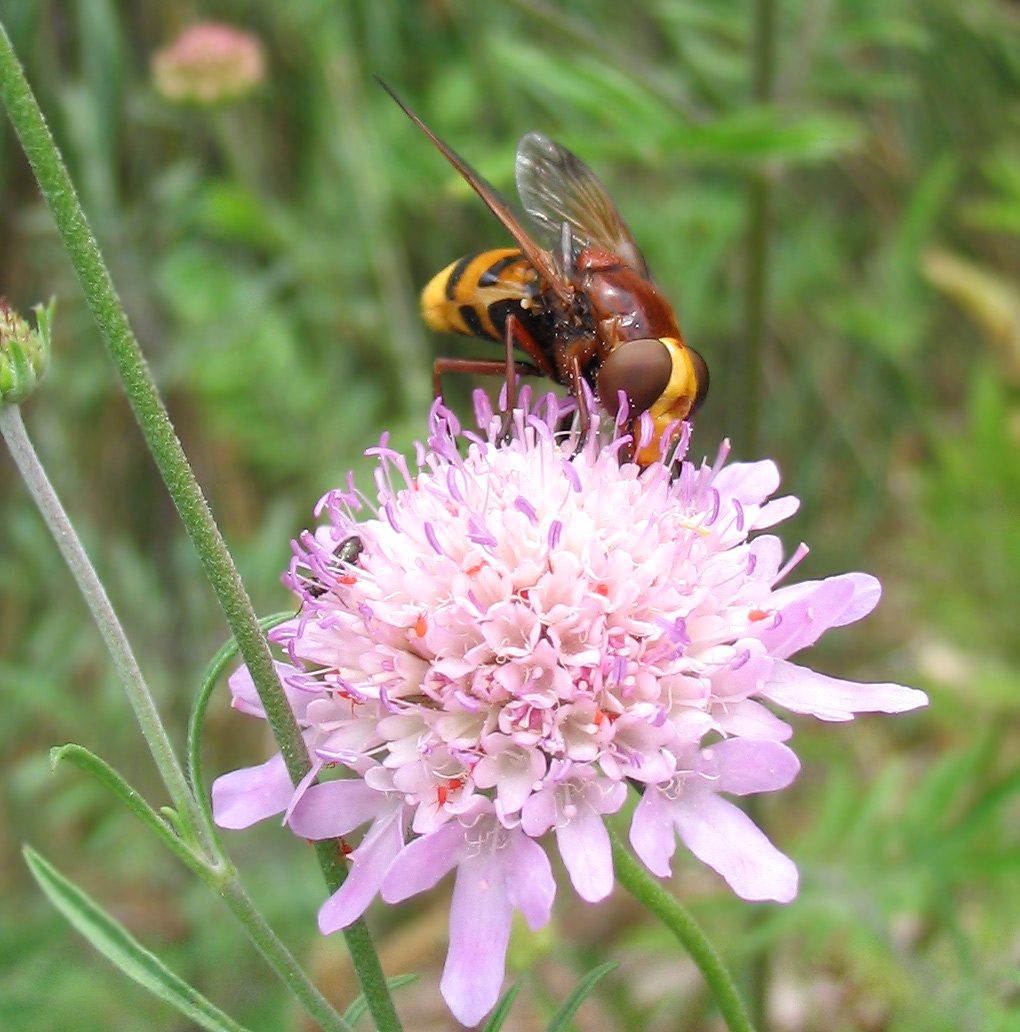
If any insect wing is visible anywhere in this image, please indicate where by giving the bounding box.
[515,132,650,277]
[377,79,571,306]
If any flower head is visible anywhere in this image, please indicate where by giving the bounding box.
[152,23,265,105]
[0,297,52,405]
[213,390,927,1026]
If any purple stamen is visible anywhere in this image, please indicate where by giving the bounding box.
[706,487,721,525]
[514,496,538,523]
[424,522,446,556]
[547,519,563,551]
[453,690,480,712]
[637,411,654,450]
[446,468,464,502]
[774,542,810,584]
[473,389,494,428]
[467,516,498,548]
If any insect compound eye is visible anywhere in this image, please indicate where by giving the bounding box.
[687,346,710,413]
[597,338,673,418]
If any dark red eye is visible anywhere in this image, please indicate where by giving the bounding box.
[597,338,672,417]
[687,346,710,413]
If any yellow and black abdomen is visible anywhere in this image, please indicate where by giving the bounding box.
[421,247,543,344]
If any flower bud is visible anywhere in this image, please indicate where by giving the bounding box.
[152,23,265,105]
[0,298,53,405]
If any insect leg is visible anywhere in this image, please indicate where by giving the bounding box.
[568,352,593,437]
[433,357,544,407]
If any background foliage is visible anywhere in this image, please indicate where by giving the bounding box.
[1,1,1018,1030]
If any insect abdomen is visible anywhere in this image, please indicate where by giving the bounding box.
[421,247,540,343]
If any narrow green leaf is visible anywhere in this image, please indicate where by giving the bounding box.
[49,743,200,871]
[187,611,293,834]
[481,982,522,1032]
[342,973,419,1025]
[23,846,253,1032]
[543,962,618,1032]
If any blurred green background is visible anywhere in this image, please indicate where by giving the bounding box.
[1,2,1018,1030]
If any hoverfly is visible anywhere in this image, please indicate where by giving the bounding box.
[380,81,708,466]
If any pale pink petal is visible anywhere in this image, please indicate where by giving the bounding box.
[287,779,386,839]
[702,738,800,794]
[381,821,466,902]
[769,572,881,631]
[212,753,292,829]
[520,786,557,837]
[228,660,316,722]
[712,459,780,504]
[629,786,677,878]
[714,699,792,741]
[556,808,614,902]
[758,577,857,659]
[674,788,798,903]
[319,813,404,933]
[753,495,799,528]
[441,852,512,1027]
[504,829,557,928]
[762,659,928,721]
[227,665,265,718]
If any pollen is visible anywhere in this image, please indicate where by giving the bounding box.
[415,612,428,638]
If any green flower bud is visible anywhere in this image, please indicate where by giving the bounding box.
[0,297,54,405]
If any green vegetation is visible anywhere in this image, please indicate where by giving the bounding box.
[1,2,1018,1029]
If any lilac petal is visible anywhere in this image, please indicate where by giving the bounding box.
[381,821,466,902]
[504,830,556,928]
[227,665,264,718]
[441,852,512,1027]
[714,700,793,741]
[702,738,800,795]
[758,577,858,659]
[520,787,557,837]
[319,814,404,933]
[753,495,799,529]
[763,659,928,721]
[629,787,677,878]
[287,779,386,839]
[212,753,292,829]
[711,459,780,504]
[770,572,881,632]
[556,808,614,903]
[674,787,798,903]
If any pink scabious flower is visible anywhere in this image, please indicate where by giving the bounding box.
[152,23,265,105]
[212,389,927,1027]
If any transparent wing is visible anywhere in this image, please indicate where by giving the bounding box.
[378,79,571,304]
[515,132,650,277]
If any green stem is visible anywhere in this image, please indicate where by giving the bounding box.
[0,404,206,845]
[188,619,396,1032]
[0,23,400,1032]
[216,874,354,1032]
[608,824,756,1032]
[0,18,304,808]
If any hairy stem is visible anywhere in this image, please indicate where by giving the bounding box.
[216,874,354,1032]
[0,404,205,841]
[609,824,756,1032]
[0,23,400,1032]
